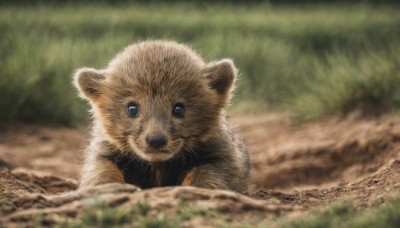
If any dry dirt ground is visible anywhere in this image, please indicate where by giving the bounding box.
[1,114,400,227]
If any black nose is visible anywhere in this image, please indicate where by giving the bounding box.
[146,134,168,149]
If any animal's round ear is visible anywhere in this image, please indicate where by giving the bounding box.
[73,68,106,102]
[203,59,237,107]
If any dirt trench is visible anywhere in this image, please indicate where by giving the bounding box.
[1,115,400,226]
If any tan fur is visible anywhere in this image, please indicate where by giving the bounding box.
[182,168,197,186]
[74,40,250,193]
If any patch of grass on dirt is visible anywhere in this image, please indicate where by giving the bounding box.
[73,201,144,227]
[176,201,210,221]
[283,200,400,228]
[79,201,135,227]
[0,193,16,215]
[75,200,215,227]
[136,212,177,228]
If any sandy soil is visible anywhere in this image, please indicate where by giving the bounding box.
[1,114,400,226]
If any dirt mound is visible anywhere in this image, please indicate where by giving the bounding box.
[0,168,291,227]
[1,115,400,226]
[235,115,400,190]
[2,160,400,226]
[252,160,400,210]
[0,169,77,195]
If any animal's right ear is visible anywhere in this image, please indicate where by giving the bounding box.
[73,68,106,101]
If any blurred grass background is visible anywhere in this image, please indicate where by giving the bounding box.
[1,2,400,125]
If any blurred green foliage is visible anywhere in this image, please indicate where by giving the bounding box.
[0,3,399,124]
[1,0,399,5]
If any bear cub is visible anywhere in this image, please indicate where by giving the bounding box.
[74,40,250,193]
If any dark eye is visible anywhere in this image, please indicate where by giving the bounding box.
[172,103,185,118]
[126,103,139,117]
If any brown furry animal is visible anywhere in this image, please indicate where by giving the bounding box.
[73,40,250,193]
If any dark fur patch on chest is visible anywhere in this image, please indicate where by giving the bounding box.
[102,140,226,189]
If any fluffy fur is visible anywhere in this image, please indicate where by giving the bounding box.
[74,40,250,193]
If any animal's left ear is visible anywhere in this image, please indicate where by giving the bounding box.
[204,59,237,107]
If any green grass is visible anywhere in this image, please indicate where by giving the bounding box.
[78,201,152,227]
[79,203,135,227]
[0,193,16,215]
[176,201,211,221]
[1,3,400,124]
[22,198,400,227]
[283,200,400,228]
[74,200,211,227]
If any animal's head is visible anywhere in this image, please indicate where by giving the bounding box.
[74,41,237,162]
